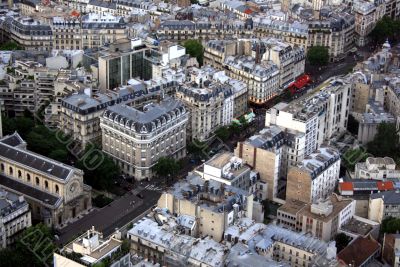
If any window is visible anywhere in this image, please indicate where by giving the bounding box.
[36,177,40,186]
[0,163,4,172]
[9,167,13,175]
[55,185,59,194]
[45,181,49,189]
[27,174,31,182]
[18,170,22,178]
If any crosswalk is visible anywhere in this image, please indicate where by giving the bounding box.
[144,184,163,191]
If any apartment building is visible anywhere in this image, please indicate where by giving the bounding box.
[235,126,305,200]
[204,40,238,70]
[225,55,280,105]
[0,133,92,227]
[0,188,32,248]
[368,190,400,223]
[81,13,127,50]
[156,19,253,42]
[195,152,264,200]
[100,97,188,180]
[188,66,248,119]
[61,77,178,148]
[255,38,306,88]
[382,233,400,267]
[176,80,233,142]
[307,12,355,62]
[97,39,154,90]
[253,18,309,50]
[204,38,305,102]
[277,194,355,241]
[1,61,59,116]
[54,227,123,267]
[266,78,352,155]
[384,76,400,125]
[0,16,52,51]
[224,219,338,267]
[128,212,226,267]
[358,101,396,144]
[354,0,386,46]
[286,146,341,203]
[60,89,120,148]
[355,157,400,180]
[157,172,257,242]
[385,0,400,18]
[51,17,82,50]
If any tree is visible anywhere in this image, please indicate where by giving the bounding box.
[0,223,56,267]
[76,144,120,190]
[152,157,180,180]
[215,126,230,141]
[347,114,359,135]
[307,46,329,66]
[48,149,69,163]
[367,122,400,161]
[0,41,23,51]
[335,233,352,252]
[187,139,208,159]
[381,217,400,234]
[183,40,204,66]
[369,16,400,45]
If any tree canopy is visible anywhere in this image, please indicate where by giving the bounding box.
[381,217,400,234]
[152,157,180,178]
[0,41,23,51]
[0,223,56,267]
[307,46,329,66]
[215,126,230,142]
[335,233,352,252]
[183,40,204,65]
[369,16,400,45]
[76,144,120,190]
[367,122,400,162]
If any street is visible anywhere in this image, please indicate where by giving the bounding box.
[56,188,160,245]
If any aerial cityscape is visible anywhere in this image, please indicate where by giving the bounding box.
[0,0,400,266]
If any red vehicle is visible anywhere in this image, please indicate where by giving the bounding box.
[287,74,312,95]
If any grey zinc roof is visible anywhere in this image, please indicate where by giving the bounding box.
[0,174,60,206]
[0,142,73,180]
[370,190,400,204]
[0,132,25,147]
[0,188,27,217]
[104,97,186,134]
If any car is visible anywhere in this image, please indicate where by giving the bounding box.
[136,193,144,199]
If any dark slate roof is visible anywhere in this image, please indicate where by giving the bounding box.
[0,132,25,147]
[103,97,186,134]
[0,174,60,206]
[370,190,400,204]
[0,142,73,180]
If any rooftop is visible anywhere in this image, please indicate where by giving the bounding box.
[370,190,400,204]
[337,236,380,266]
[0,174,61,207]
[128,214,225,267]
[297,146,340,178]
[103,97,186,134]
[0,188,28,217]
[340,216,378,237]
[63,227,122,265]
[224,55,279,79]
[271,78,349,121]
[0,135,76,181]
